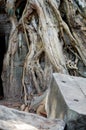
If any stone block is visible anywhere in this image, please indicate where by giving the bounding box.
[46,73,86,129]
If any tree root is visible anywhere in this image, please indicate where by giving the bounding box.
[3,0,86,110]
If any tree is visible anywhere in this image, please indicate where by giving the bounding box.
[2,0,86,110]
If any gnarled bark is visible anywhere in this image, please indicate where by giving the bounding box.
[2,0,86,110]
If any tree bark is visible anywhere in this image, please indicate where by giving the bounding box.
[2,0,86,107]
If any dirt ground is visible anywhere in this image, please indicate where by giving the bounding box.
[0,98,22,110]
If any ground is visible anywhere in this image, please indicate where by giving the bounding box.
[0,99,22,110]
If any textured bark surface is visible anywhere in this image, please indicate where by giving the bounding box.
[1,0,86,109]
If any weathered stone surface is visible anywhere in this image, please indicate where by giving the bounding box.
[65,115,86,130]
[2,33,28,100]
[46,73,86,127]
[0,14,11,34]
[0,105,65,130]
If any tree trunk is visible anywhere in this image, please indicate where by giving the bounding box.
[2,0,86,107]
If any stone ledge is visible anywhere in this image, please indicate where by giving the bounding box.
[46,73,86,123]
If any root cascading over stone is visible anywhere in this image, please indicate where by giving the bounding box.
[2,0,86,113]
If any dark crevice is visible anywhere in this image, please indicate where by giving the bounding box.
[15,0,27,21]
[0,34,6,98]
